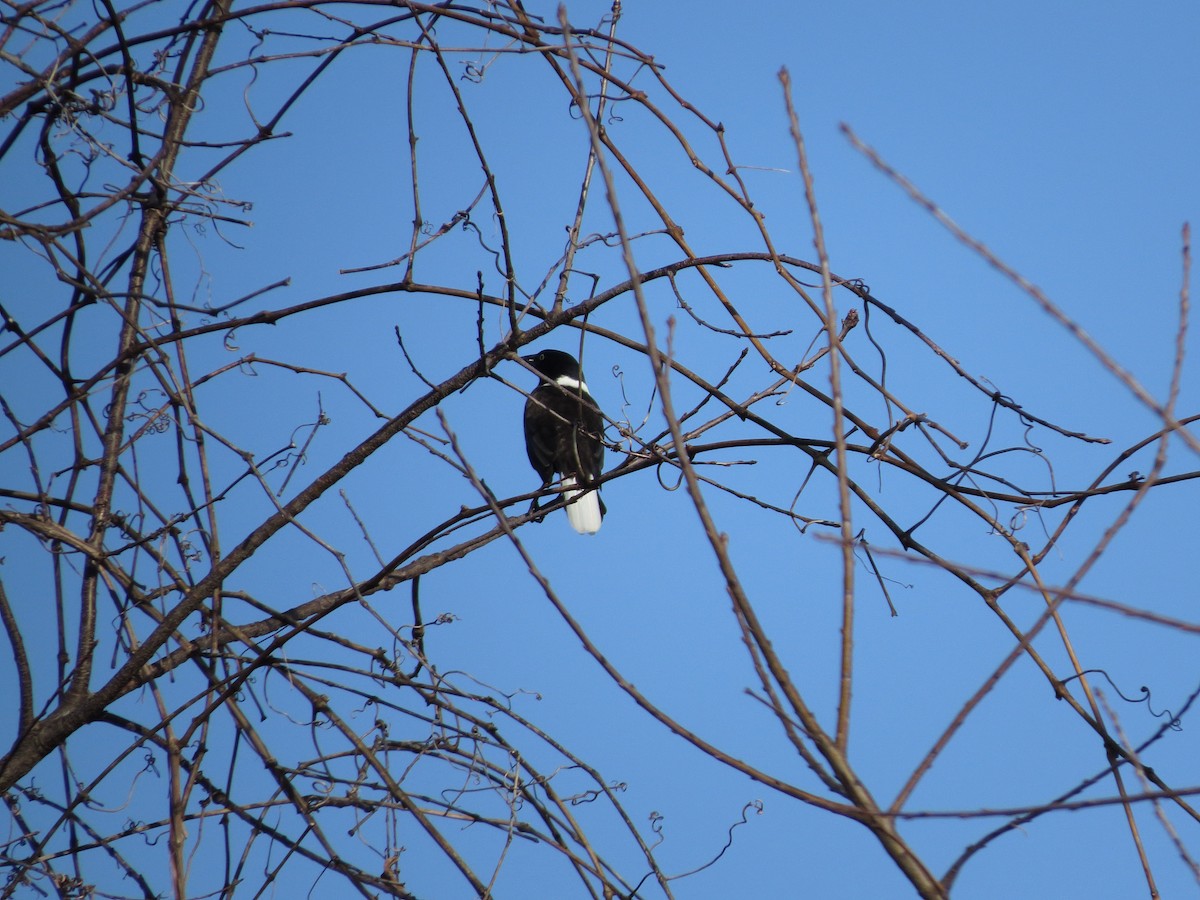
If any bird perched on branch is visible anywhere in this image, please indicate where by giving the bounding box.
[522,349,607,534]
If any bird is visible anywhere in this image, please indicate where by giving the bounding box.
[522,349,607,534]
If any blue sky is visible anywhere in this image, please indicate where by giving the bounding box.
[2,1,1199,897]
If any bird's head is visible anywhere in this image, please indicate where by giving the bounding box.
[521,349,583,381]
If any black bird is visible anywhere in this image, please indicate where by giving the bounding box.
[522,349,607,534]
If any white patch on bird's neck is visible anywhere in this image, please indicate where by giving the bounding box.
[554,374,589,394]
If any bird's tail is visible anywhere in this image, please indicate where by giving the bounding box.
[562,476,603,535]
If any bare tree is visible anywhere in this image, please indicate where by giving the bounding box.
[1,1,1197,897]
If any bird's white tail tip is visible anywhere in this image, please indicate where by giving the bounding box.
[562,477,603,535]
